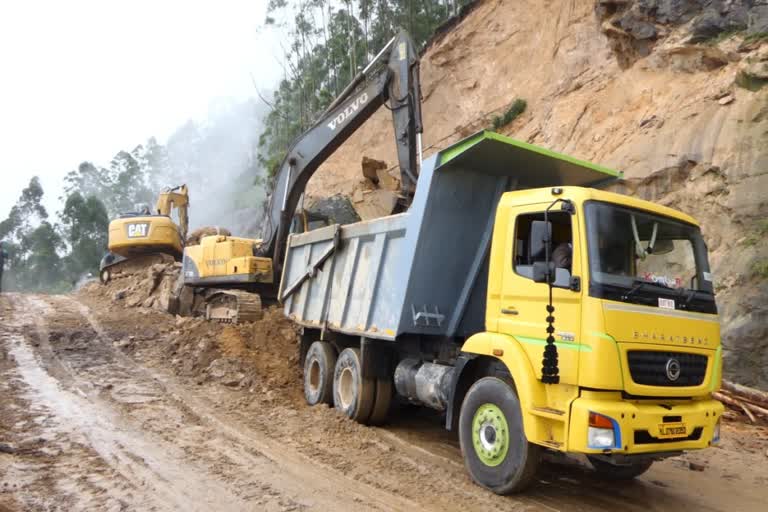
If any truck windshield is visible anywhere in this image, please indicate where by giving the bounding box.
[584,201,716,314]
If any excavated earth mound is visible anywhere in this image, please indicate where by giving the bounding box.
[83,258,182,313]
[160,307,302,400]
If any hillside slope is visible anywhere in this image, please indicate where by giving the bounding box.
[306,0,768,386]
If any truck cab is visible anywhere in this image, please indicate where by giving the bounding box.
[477,186,722,459]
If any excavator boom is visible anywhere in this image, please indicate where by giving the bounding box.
[257,30,423,275]
[179,30,422,323]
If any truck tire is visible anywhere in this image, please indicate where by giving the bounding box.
[304,341,337,406]
[458,377,541,494]
[587,456,653,480]
[367,377,393,426]
[333,348,375,423]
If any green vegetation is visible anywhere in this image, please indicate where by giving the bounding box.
[743,31,768,44]
[490,99,527,131]
[751,258,768,279]
[0,178,82,292]
[740,219,768,247]
[703,29,743,45]
[756,219,768,236]
[735,69,768,91]
[1,100,266,293]
[258,0,476,176]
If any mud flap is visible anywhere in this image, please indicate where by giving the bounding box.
[360,337,393,380]
[445,354,476,431]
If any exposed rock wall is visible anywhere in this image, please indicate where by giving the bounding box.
[306,0,768,386]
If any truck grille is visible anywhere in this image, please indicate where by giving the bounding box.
[627,351,708,387]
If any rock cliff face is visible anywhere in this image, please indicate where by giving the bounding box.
[306,0,768,387]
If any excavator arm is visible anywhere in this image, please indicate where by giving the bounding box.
[155,184,190,241]
[257,30,423,274]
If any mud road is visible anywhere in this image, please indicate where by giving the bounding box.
[1,292,767,511]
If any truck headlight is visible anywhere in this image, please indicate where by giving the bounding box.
[588,412,620,449]
[712,419,721,444]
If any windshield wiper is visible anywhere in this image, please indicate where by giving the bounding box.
[621,279,652,301]
[679,288,712,309]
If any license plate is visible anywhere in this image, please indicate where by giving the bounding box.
[657,422,687,439]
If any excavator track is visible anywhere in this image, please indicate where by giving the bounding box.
[204,290,263,324]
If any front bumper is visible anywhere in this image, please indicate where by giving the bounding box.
[569,391,724,454]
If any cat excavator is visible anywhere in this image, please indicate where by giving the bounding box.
[179,30,423,322]
[100,184,189,283]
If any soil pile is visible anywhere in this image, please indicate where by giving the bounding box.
[161,307,302,402]
[81,257,181,314]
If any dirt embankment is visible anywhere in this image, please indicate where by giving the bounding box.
[305,0,768,388]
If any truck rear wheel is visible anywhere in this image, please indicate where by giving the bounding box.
[587,456,653,480]
[304,341,337,406]
[459,377,541,494]
[367,377,392,426]
[333,348,375,423]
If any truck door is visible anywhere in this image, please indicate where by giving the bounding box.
[498,204,583,385]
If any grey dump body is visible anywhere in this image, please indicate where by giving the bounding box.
[280,131,620,341]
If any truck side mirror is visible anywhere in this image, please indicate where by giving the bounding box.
[532,261,549,283]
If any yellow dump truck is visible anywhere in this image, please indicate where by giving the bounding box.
[281,131,723,493]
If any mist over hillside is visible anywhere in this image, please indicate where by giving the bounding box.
[161,98,270,235]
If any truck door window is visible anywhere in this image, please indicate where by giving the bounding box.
[514,212,572,287]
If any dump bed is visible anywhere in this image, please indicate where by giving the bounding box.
[280,131,620,341]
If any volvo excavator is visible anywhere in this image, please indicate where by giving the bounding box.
[100,184,189,283]
[179,30,423,323]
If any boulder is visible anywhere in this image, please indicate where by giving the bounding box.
[353,189,399,220]
[307,195,360,225]
[361,156,388,183]
[748,5,768,35]
[186,226,232,246]
[690,9,728,43]
[206,358,246,387]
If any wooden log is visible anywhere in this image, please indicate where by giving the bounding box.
[719,388,768,412]
[714,392,768,421]
[721,380,768,408]
[740,402,757,424]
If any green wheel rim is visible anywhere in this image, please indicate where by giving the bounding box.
[472,403,510,467]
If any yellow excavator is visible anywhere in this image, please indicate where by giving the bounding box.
[100,184,189,283]
[180,210,329,322]
[178,30,423,323]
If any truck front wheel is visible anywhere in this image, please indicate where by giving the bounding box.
[333,348,375,423]
[459,377,541,494]
[587,456,653,480]
[304,341,337,405]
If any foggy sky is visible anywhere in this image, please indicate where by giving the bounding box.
[0,0,282,220]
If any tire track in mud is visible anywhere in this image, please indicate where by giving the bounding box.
[7,292,764,512]
[4,295,257,511]
[65,293,544,511]
[4,294,422,511]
